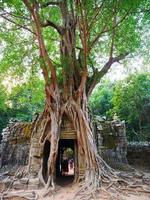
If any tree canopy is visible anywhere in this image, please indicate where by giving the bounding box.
[0,0,150,97]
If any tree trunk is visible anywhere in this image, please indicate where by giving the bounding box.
[35,85,117,192]
[23,0,117,192]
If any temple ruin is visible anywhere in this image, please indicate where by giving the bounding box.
[0,115,150,190]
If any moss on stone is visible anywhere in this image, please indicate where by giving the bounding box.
[102,134,117,149]
[23,124,32,139]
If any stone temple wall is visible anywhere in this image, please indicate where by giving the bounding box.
[94,116,128,170]
[127,142,150,171]
[0,120,33,168]
[0,116,129,172]
[1,116,149,173]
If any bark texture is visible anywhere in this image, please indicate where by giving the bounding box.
[22,0,129,193]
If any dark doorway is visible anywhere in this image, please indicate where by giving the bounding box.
[42,140,50,183]
[56,139,75,186]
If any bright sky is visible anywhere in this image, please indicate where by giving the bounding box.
[106,56,150,82]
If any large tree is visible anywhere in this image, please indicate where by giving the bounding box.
[0,0,150,192]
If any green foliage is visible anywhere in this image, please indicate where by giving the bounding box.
[109,73,150,141]
[0,0,150,79]
[0,83,6,110]
[89,73,150,141]
[0,83,10,134]
[0,0,150,139]
[0,75,45,134]
[0,76,45,135]
[9,77,45,121]
[89,81,114,117]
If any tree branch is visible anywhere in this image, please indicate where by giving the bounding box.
[0,14,35,35]
[41,20,63,34]
[88,2,104,31]
[41,1,60,8]
[23,0,57,86]
[109,6,117,58]
[112,53,129,62]
[87,52,129,97]
[89,9,132,52]
[75,0,89,98]
[0,6,30,21]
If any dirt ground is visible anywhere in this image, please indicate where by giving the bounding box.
[39,184,150,200]
[1,166,150,200]
[1,181,150,200]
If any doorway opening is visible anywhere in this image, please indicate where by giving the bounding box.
[56,139,76,186]
[42,140,50,183]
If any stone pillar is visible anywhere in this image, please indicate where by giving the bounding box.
[94,117,128,170]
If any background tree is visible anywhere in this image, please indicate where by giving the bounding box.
[0,0,150,193]
[110,73,150,141]
[9,77,45,121]
[0,83,9,136]
[89,80,113,117]
[0,75,45,137]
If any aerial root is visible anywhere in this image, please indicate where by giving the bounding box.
[75,167,150,200]
[0,191,38,200]
[42,186,56,198]
[0,186,59,200]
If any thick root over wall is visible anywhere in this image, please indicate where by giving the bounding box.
[36,99,114,188]
[27,98,150,199]
[1,99,150,200]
